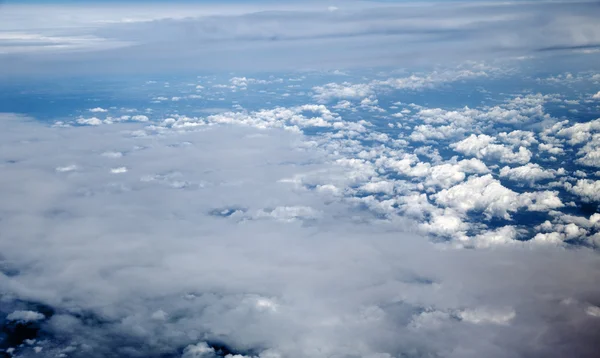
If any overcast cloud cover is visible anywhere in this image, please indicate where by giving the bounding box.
[1,1,600,358]
[1,0,600,75]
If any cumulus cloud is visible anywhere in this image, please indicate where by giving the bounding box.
[6,310,45,323]
[451,134,532,164]
[432,174,562,220]
[88,107,108,113]
[499,163,557,184]
[566,179,600,202]
[313,65,492,103]
[432,174,522,219]
[1,114,599,358]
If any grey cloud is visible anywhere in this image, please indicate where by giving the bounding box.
[1,1,600,75]
[1,114,600,357]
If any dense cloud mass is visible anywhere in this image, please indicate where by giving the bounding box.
[1,104,600,357]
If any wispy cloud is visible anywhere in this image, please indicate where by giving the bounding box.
[1,1,599,74]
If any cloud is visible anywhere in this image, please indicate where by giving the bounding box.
[89,107,108,113]
[1,114,599,358]
[566,179,600,202]
[451,134,532,164]
[2,1,600,74]
[499,163,557,184]
[6,310,45,323]
[432,174,521,220]
[432,174,563,220]
[313,64,494,103]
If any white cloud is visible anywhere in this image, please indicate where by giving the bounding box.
[532,232,565,244]
[432,174,563,220]
[1,114,600,358]
[499,163,556,184]
[313,65,492,103]
[89,107,108,113]
[77,117,104,126]
[102,151,124,158]
[522,191,564,212]
[6,310,45,322]
[556,118,600,145]
[566,179,600,202]
[498,130,538,147]
[56,165,78,172]
[458,307,516,325]
[182,342,216,358]
[423,159,489,189]
[586,305,600,317]
[359,180,395,195]
[131,115,149,122]
[110,167,128,174]
[432,174,521,219]
[463,226,520,248]
[576,133,600,168]
[312,83,374,102]
[451,134,532,164]
[253,206,321,222]
[420,209,469,237]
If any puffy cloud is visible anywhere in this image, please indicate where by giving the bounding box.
[312,83,374,102]
[131,115,149,122]
[433,174,563,220]
[532,232,565,244]
[88,107,108,113]
[458,307,516,325]
[181,342,217,358]
[77,117,103,126]
[420,209,470,237]
[480,94,549,124]
[556,118,600,145]
[576,133,600,168]
[313,65,492,103]
[499,163,557,184]
[462,226,520,248]
[6,310,45,322]
[432,175,522,219]
[451,134,532,164]
[359,180,396,195]
[521,191,564,212]
[424,159,489,189]
[498,130,538,147]
[566,179,600,202]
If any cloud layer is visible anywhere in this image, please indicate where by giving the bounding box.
[1,113,600,357]
[1,1,600,75]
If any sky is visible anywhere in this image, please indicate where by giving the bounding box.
[1,1,600,358]
[1,0,600,76]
